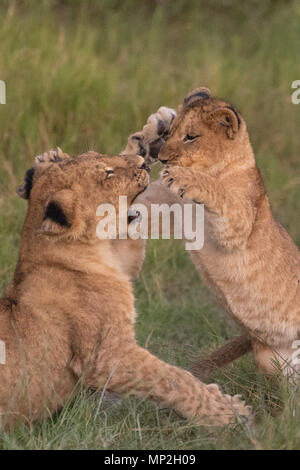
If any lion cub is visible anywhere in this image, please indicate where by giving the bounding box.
[156,88,300,380]
[0,150,250,428]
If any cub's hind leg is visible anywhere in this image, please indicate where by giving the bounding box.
[253,341,300,382]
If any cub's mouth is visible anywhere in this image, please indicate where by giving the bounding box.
[131,177,149,204]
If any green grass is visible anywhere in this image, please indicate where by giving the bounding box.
[0,0,300,450]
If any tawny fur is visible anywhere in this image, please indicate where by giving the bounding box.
[125,90,300,379]
[0,149,250,428]
[122,105,253,377]
[155,88,300,380]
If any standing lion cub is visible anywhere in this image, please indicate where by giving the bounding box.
[156,88,300,380]
[0,149,250,429]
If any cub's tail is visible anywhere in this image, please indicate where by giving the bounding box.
[190,335,252,381]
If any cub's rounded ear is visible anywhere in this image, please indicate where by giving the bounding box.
[183,87,212,107]
[206,106,240,139]
[40,189,82,236]
[17,168,35,199]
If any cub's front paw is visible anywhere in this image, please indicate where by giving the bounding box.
[146,106,177,141]
[160,167,201,201]
[202,384,252,426]
[17,147,69,200]
[34,147,68,167]
[123,107,176,166]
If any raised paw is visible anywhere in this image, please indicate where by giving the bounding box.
[122,106,176,166]
[146,106,177,140]
[17,147,69,200]
[34,147,68,167]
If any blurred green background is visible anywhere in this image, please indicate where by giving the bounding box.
[0,0,299,450]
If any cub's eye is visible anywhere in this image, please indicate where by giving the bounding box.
[105,168,114,178]
[183,134,200,142]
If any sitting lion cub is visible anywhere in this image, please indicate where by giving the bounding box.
[157,88,300,380]
[0,150,250,428]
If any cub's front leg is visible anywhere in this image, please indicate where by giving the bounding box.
[161,167,255,250]
[79,336,251,426]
